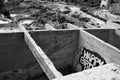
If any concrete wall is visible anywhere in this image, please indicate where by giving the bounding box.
[75,29,120,72]
[86,29,120,49]
[0,30,79,74]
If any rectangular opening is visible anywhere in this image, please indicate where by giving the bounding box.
[0,30,79,80]
[30,30,79,75]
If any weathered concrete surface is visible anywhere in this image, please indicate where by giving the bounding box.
[86,29,120,50]
[53,63,120,80]
[0,30,79,74]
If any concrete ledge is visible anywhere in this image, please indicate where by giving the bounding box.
[53,63,120,80]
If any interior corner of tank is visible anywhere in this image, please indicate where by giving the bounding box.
[85,29,120,50]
